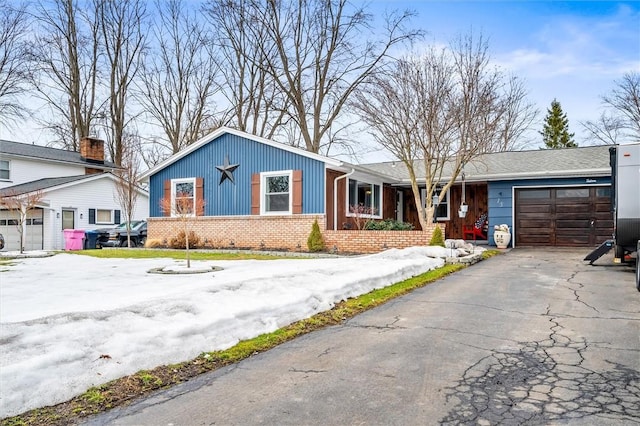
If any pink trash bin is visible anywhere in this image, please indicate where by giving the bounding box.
[64,229,86,251]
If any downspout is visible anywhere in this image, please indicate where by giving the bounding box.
[333,168,355,231]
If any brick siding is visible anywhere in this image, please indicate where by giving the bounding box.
[149,215,445,254]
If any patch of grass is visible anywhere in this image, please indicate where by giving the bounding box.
[136,371,163,388]
[80,388,105,405]
[482,249,501,260]
[70,248,296,261]
[0,254,500,426]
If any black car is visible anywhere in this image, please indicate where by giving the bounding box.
[98,221,147,248]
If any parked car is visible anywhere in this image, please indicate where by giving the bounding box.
[0,233,4,250]
[99,221,147,248]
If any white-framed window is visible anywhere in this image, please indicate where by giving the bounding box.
[96,209,113,224]
[421,187,450,221]
[347,178,382,219]
[0,160,10,180]
[89,208,120,224]
[172,178,196,217]
[261,170,292,215]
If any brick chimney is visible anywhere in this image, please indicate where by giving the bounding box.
[80,137,105,164]
[80,137,105,174]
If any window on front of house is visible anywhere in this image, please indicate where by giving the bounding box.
[172,178,196,216]
[347,179,382,218]
[421,187,450,221]
[0,160,10,180]
[261,171,292,214]
[89,209,120,224]
[96,209,112,223]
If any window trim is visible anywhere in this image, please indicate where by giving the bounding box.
[95,209,114,224]
[0,159,10,181]
[171,177,197,217]
[260,170,293,215]
[346,178,383,219]
[421,187,451,221]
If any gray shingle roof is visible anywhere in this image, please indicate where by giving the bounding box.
[359,145,612,183]
[0,139,117,169]
[0,175,95,196]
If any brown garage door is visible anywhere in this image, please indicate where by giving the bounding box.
[515,186,613,246]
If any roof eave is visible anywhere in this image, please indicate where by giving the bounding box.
[3,152,117,170]
[395,168,611,184]
[139,127,344,181]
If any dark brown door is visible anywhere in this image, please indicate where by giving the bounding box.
[515,186,613,247]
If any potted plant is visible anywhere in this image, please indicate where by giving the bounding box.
[493,224,511,249]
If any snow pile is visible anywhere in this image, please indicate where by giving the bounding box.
[0,247,446,417]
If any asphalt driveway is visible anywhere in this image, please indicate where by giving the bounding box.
[84,248,640,425]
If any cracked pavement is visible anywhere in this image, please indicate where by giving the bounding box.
[84,248,639,426]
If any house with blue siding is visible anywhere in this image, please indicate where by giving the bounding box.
[363,145,613,248]
[141,127,612,251]
[139,127,425,253]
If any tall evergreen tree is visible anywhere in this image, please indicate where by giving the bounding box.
[540,99,576,148]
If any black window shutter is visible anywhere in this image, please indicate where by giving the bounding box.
[88,209,96,224]
[114,210,121,224]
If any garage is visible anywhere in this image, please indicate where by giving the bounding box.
[515,186,613,247]
[0,208,44,251]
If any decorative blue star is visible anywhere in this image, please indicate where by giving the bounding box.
[215,155,239,185]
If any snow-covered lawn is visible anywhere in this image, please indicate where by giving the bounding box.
[0,246,464,418]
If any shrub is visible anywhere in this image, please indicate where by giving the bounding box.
[429,226,445,247]
[169,230,201,249]
[364,219,414,231]
[144,238,164,248]
[307,219,324,252]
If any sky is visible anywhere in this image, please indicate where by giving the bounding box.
[412,1,639,123]
[1,1,638,163]
[355,0,640,162]
[0,245,486,418]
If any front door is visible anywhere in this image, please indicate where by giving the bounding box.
[62,209,75,230]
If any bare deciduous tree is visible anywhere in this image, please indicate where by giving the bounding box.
[30,0,103,150]
[497,75,539,151]
[160,190,205,268]
[450,33,505,156]
[582,111,623,145]
[139,0,220,157]
[113,133,142,247]
[220,0,420,155]
[97,0,147,165]
[278,0,418,154]
[352,34,533,231]
[583,72,640,144]
[204,0,287,140]
[0,0,30,128]
[0,189,44,253]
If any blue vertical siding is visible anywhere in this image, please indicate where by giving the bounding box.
[149,133,326,216]
[487,176,611,245]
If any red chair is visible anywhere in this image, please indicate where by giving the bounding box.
[463,224,487,240]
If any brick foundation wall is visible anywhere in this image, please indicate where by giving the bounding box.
[148,215,326,251]
[324,225,443,254]
[148,216,444,254]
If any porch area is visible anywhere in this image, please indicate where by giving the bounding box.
[396,182,489,241]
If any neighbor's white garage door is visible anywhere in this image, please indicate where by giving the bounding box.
[0,208,44,251]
